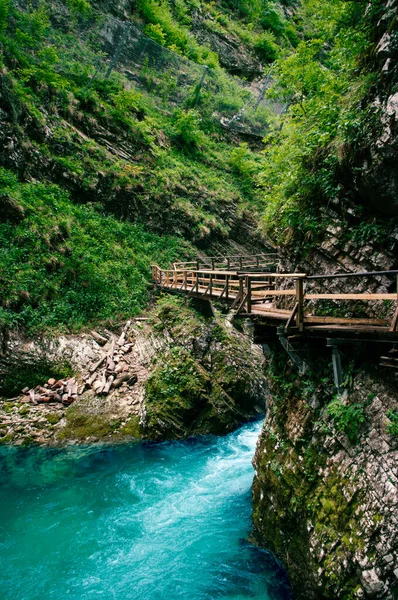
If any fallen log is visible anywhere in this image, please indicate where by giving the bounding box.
[111,373,130,389]
[103,376,114,395]
[89,355,106,374]
[91,331,108,346]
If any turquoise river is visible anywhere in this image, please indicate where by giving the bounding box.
[0,419,290,599]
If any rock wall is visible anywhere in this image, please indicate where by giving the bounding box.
[252,350,398,599]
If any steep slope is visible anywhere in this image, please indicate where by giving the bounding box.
[0,0,285,338]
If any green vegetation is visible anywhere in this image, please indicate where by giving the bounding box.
[45,412,63,425]
[386,410,398,437]
[258,0,394,252]
[0,350,72,397]
[327,396,366,443]
[0,168,190,332]
[0,1,272,334]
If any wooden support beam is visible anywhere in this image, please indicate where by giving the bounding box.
[390,280,398,331]
[247,277,252,314]
[296,278,304,333]
[219,282,228,300]
[285,303,299,331]
[236,293,248,314]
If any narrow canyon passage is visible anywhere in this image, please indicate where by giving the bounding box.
[0,420,290,600]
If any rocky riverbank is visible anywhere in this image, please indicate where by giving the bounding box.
[0,296,267,445]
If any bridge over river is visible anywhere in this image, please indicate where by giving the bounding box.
[152,254,398,388]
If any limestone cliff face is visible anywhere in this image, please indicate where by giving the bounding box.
[252,351,398,599]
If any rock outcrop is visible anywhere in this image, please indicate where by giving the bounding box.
[0,298,267,445]
[252,350,398,599]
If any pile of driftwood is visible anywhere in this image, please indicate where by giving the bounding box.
[84,321,137,395]
[21,377,82,405]
[19,321,138,404]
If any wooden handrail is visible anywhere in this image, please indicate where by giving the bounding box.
[151,264,398,334]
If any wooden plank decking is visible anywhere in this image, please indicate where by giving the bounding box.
[152,258,398,340]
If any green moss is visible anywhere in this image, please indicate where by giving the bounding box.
[45,413,62,425]
[21,435,38,446]
[119,416,141,438]
[58,405,121,440]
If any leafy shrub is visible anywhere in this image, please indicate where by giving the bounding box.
[171,109,206,148]
[144,23,167,45]
[66,0,92,18]
[111,89,145,116]
[253,31,279,61]
[386,410,398,437]
[260,8,285,36]
[328,397,366,443]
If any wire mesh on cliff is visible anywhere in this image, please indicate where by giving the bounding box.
[77,15,286,137]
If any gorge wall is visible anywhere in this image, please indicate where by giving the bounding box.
[252,348,398,599]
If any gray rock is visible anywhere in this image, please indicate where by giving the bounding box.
[361,569,385,594]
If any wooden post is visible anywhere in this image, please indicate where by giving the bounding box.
[256,255,259,267]
[211,258,215,270]
[296,277,304,332]
[166,271,169,287]
[239,256,243,269]
[184,271,187,292]
[226,274,229,301]
[209,273,213,296]
[196,259,200,271]
[227,257,230,270]
[239,277,244,303]
[247,277,252,313]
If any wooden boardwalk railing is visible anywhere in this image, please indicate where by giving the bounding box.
[173,252,277,272]
[152,262,398,337]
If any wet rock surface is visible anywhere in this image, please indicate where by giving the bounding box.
[252,356,398,599]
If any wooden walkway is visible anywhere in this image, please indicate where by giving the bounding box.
[152,256,398,340]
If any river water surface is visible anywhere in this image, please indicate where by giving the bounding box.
[0,419,290,600]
